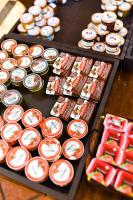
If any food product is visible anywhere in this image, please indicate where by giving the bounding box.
[29,45,44,58]
[1,58,17,72]
[10,68,27,86]
[1,39,17,53]
[43,48,59,65]
[0,84,7,101]
[30,58,49,75]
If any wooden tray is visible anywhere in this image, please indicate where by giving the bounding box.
[0,33,119,200]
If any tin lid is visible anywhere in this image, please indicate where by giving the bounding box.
[114,19,123,31]
[1,39,17,53]
[30,58,49,74]
[29,45,44,58]
[91,13,102,24]
[1,58,17,71]
[38,138,62,162]
[23,73,42,90]
[82,29,97,41]
[1,122,22,143]
[40,26,54,37]
[0,50,8,62]
[62,138,84,160]
[67,119,88,139]
[105,3,117,11]
[10,68,27,83]
[25,156,49,182]
[118,27,128,37]
[0,84,7,98]
[118,2,131,11]
[3,105,24,123]
[0,139,10,162]
[1,90,22,107]
[43,48,59,62]
[21,108,42,128]
[12,44,29,57]
[47,17,60,27]
[6,146,30,170]
[17,55,33,69]
[96,24,109,35]
[43,6,54,19]
[106,33,121,46]
[92,42,105,52]
[20,13,34,24]
[18,128,41,150]
[102,11,117,23]
[0,70,9,84]
[27,26,40,37]
[28,6,42,16]
[49,159,74,186]
[17,23,27,33]
[34,0,47,8]
[42,117,63,138]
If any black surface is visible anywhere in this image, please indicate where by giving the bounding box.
[0,33,119,200]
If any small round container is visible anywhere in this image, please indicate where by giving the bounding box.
[67,119,88,139]
[47,17,61,32]
[40,26,54,41]
[25,157,49,183]
[0,84,7,101]
[0,116,4,130]
[20,13,34,30]
[1,39,17,53]
[81,28,97,48]
[28,6,42,22]
[17,23,27,33]
[1,58,17,72]
[0,50,8,62]
[10,68,27,86]
[105,3,117,12]
[78,40,91,49]
[96,24,109,42]
[3,105,24,123]
[36,17,47,27]
[43,48,59,65]
[91,13,102,25]
[118,2,131,18]
[62,138,84,160]
[34,0,47,10]
[38,138,62,162]
[29,45,44,58]
[1,89,23,107]
[21,108,42,128]
[41,117,63,139]
[105,33,121,54]
[101,0,110,10]
[0,70,10,86]
[1,122,22,145]
[27,26,40,37]
[49,159,74,187]
[23,73,44,92]
[30,58,49,76]
[17,55,33,71]
[118,27,128,37]
[6,146,30,171]
[92,42,105,52]
[12,44,29,59]
[18,128,41,151]
[0,139,10,163]
[114,19,123,32]
[101,11,117,31]
[43,5,54,19]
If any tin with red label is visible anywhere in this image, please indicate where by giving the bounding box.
[38,138,62,162]
[1,39,17,53]
[0,50,8,62]
[21,108,42,128]
[17,55,33,71]
[49,159,74,187]
[67,119,88,139]
[62,138,84,160]
[29,45,44,58]
[41,117,63,139]
[0,70,10,86]
[3,105,24,123]
[10,67,27,86]
[1,122,22,145]
[6,146,30,171]
[25,157,49,183]
[30,58,49,76]
[19,128,42,151]
[12,44,29,59]
[43,48,59,65]
[1,58,17,72]
[0,139,10,163]
[0,84,7,101]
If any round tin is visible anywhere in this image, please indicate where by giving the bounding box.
[41,117,63,139]
[1,122,22,145]
[43,5,54,19]
[0,50,8,62]
[30,58,49,75]
[1,39,17,53]
[67,119,88,139]
[34,0,47,9]
[20,13,34,30]
[49,159,74,187]
[27,26,40,37]
[91,13,102,25]
[1,58,17,72]
[1,90,22,107]
[42,48,59,65]
[3,105,24,123]
[18,128,41,151]
[21,108,42,128]
[17,23,27,33]
[47,17,61,32]
[118,27,128,37]
[6,146,30,171]
[101,11,117,31]
[28,6,42,21]
[40,26,54,41]
[38,138,62,162]
[0,139,10,163]
[10,67,27,86]
[92,42,105,52]
[12,44,29,58]
[17,55,33,70]
[118,2,131,18]
[114,19,123,32]
[105,3,117,12]
[62,138,84,160]
[25,156,49,183]
[0,70,10,86]
[105,33,121,52]
[29,45,44,58]
[0,84,7,100]
[36,17,47,27]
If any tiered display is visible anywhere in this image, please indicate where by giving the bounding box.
[86,114,133,198]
